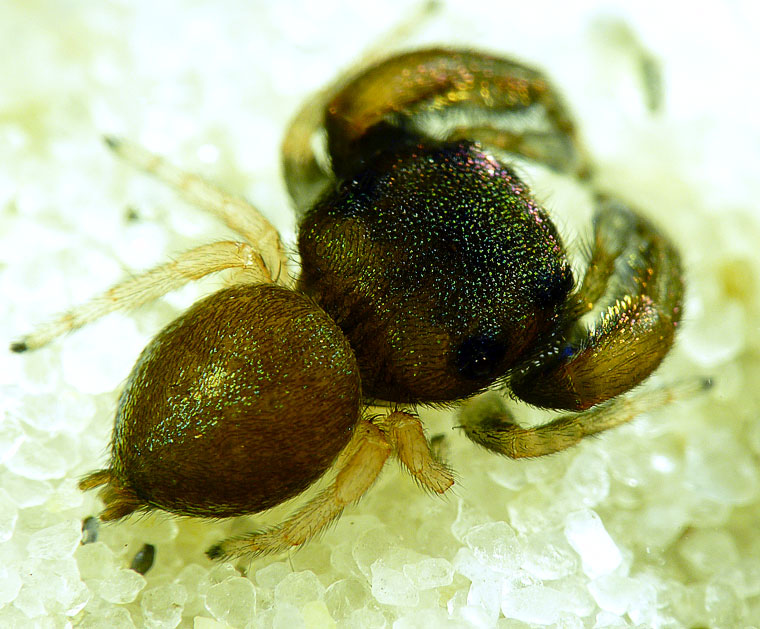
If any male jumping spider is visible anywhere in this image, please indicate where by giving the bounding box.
[12,48,684,560]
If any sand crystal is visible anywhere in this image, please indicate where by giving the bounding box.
[2,1,760,627]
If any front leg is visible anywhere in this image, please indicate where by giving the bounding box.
[281,4,442,213]
[316,48,592,184]
[460,379,708,458]
[510,197,684,411]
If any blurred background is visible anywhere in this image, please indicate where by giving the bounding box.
[1,1,759,627]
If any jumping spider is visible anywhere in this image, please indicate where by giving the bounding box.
[12,48,684,560]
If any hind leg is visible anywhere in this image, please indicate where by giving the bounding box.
[105,137,291,284]
[206,419,391,560]
[11,240,270,352]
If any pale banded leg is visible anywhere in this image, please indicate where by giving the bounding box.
[11,240,268,352]
[206,407,456,560]
[381,410,454,494]
[207,420,391,560]
[105,137,292,285]
[460,379,711,459]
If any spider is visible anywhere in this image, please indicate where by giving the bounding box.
[11,47,685,561]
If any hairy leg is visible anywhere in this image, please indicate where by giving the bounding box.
[206,406,457,560]
[447,125,592,179]
[460,379,709,458]
[105,137,291,284]
[380,410,455,494]
[206,420,391,560]
[281,1,441,213]
[321,48,592,184]
[11,240,268,352]
[511,197,684,411]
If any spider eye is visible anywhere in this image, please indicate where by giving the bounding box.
[532,264,574,309]
[454,334,507,380]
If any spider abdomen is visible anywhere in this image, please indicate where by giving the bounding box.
[86,284,361,519]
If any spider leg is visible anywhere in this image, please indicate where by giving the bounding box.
[105,137,292,285]
[281,1,441,213]
[460,379,707,458]
[206,419,390,560]
[457,197,688,457]
[380,410,455,494]
[446,124,592,179]
[10,240,269,352]
[510,196,685,411]
[206,406,458,560]
[319,48,592,184]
